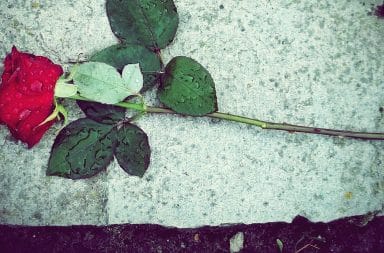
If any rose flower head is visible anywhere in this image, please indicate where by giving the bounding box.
[0,46,63,148]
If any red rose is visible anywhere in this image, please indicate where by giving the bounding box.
[0,46,63,148]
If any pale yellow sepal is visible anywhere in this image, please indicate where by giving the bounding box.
[38,100,69,130]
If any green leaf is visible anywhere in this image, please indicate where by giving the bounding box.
[158,56,218,116]
[54,77,78,98]
[106,0,179,49]
[82,44,159,122]
[77,101,126,124]
[114,123,151,177]
[47,118,116,179]
[73,62,141,104]
[122,63,143,94]
[90,43,162,91]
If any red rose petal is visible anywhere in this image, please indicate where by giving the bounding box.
[30,80,43,92]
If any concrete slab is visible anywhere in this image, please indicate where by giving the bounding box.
[0,0,383,227]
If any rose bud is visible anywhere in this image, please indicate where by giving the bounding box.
[0,46,63,148]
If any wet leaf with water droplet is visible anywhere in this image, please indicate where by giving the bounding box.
[77,101,125,124]
[158,56,218,116]
[83,44,160,121]
[73,62,139,104]
[122,63,143,94]
[90,43,161,91]
[114,123,151,177]
[106,0,179,49]
[47,118,116,179]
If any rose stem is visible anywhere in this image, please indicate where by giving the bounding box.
[69,95,384,140]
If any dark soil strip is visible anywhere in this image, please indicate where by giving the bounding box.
[0,215,383,253]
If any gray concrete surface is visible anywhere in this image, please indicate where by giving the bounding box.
[0,0,383,227]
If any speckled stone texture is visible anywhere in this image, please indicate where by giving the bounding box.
[0,0,383,226]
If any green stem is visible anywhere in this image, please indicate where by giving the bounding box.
[208,112,384,140]
[70,95,146,112]
[67,95,384,140]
